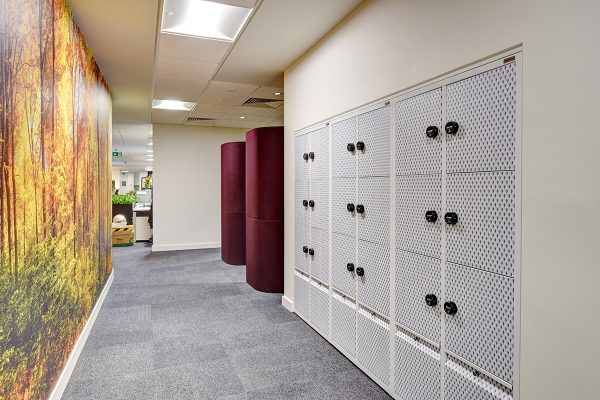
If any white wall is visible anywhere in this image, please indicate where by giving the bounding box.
[152,124,247,251]
[284,1,600,399]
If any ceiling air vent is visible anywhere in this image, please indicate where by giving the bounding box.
[242,97,284,109]
[187,117,216,122]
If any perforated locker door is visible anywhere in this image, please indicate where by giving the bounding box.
[445,263,514,384]
[332,232,356,298]
[294,272,310,319]
[331,293,356,357]
[396,88,442,176]
[395,330,441,400]
[295,133,310,181]
[446,62,517,174]
[395,249,441,344]
[310,126,329,181]
[445,358,513,400]
[295,180,310,274]
[357,105,391,177]
[332,178,356,237]
[446,171,515,277]
[310,178,329,231]
[396,174,441,259]
[357,177,390,245]
[357,307,390,386]
[309,279,329,335]
[332,116,356,178]
[310,227,329,284]
[357,239,390,317]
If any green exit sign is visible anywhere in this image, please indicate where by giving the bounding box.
[112,151,122,157]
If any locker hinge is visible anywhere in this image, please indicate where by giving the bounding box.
[503,55,516,64]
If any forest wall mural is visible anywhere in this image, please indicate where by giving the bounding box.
[0,0,112,398]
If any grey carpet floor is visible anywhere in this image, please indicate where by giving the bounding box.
[62,244,392,400]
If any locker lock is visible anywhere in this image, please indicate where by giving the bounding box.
[444,301,458,315]
[425,294,438,307]
[309,152,315,160]
[425,126,439,139]
[355,267,365,277]
[347,203,355,212]
[356,141,365,151]
[303,153,309,161]
[445,121,459,135]
[347,143,355,152]
[308,248,314,256]
[444,212,459,225]
[302,246,308,254]
[346,263,355,272]
[302,200,308,207]
[356,204,365,214]
[425,210,438,223]
[308,200,315,208]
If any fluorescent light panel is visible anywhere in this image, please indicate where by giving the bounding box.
[152,99,195,111]
[162,0,252,42]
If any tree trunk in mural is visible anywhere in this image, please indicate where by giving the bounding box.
[0,0,113,398]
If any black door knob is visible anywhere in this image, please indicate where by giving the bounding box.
[303,153,309,160]
[302,246,308,254]
[356,141,365,151]
[308,248,314,256]
[445,121,459,135]
[309,152,315,160]
[356,204,365,214]
[425,210,438,223]
[347,203,355,212]
[425,294,438,307]
[346,263,355,272]
[347,143,355,152]
[444,212,458,225]
[426,126,439,138]
[308,200,315,208]
[302,200,308,207]
[355,267,364,276]
[444,301,458,315]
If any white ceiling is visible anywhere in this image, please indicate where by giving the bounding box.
[69,0,364,169]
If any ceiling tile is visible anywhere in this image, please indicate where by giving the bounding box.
[215,119,263,129]
[154,76,208,102]
[269,107,284,117]
[159,33,230,63]
[189,110,230,120]
[196,81,259,106]
[151,109,189,124]
[231,106,274,117]
[193,104,237,114]
[225,114,267,123]
[157,57,218,81]
[209,0,257,8]
[251,86,284,100]
[185,120,217,127]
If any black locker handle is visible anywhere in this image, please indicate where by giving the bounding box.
[302,153,309,160]
[347,143,355,152]
[309,152,315,160]
[302,200,308,207]
[308,248,314,256]
[346,263,355,272]
[444,301,458,315]
[425,210,438,223]
[356,141,365,151]
[347,203,355,212]
[425,294,438,307]
[356,204,365,214]
[444,212,459,225]
[355,267,364,277]
[445,121,459,135]
[302,246,308,254]
[426,126,439,139]
[308,200,315,208]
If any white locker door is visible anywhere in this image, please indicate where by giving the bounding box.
[395,249,441,344]
[357,307,390,386]
[309,178,329,232]
[310,227,329,284]
[445,358,513,400]
[395,330,441,400]
[332,178,356,237]
[294,272,310,319]
[444,263,514,384]
[309,126,329,181]
[331,293,356,357]
[395,88,443,176]
[357,239,390,318]
[332,116,357,178]
[309,280,329,335]
[446,62,517,174]
[331,232,356,298]
[357,105,391,178]
[295,180,310,274]
[357,177,390,245]
[295,133,310,180]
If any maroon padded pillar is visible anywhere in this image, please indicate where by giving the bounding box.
[221,142,246,265]
[245,126,284,293]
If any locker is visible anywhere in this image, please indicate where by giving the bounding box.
[446,62,516,174]
[310,126,330,181]
[309,280,329,335]
[310,227,329,284]
[396,174,442,259]
[357,105,390,177]
[309,178,329,231]
[331,232,356,299]
[395,88,443,176]
[357,176,390,245]
[331,293,356,357]
[332,116,357,178]
[294,222,309,274]
[357,239,390,317]
[445,358,513,400]
[332,178,356,237]
[445,263,514,384]
[294,272,310,319]
[394,330,441,400]
[446,171,515,277]
[357,307,390,386]
[395,249,441,344]
[295,133,310,181]
[295,179,310,228]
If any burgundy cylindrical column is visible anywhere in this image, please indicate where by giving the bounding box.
[245,126,284,292]
[221,142,246,265]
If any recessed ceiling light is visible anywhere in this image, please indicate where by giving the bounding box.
[152,99,195,111]
[167,11,174,16]
[147,149,153,153]
[148,142,153,146]
[161,0,252,42]
[240,116,246,119]
[273,92,281,96]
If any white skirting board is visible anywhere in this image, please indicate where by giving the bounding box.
[47,271,114,400]
[151,242,221,252]
[281,295,294,312]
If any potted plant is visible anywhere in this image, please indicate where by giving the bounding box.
[112,190,138,225]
